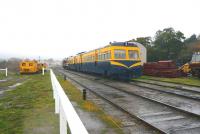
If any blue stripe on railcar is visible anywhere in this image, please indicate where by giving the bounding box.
[67,60,142,80]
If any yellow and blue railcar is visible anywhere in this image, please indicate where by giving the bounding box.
[64,42,142,79]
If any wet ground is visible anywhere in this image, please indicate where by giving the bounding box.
[64,72,160,134]
[0,76,27,96]
[71,101,112,134]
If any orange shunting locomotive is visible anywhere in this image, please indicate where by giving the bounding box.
[19,60,47,74]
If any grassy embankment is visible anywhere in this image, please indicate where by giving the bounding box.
[0,73,58,134]
[0,71,11,80]
[0,72,27,88]
[57,75,123,134]
[137,75,200,87]
[0,72,5,79]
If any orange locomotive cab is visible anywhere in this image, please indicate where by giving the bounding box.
[20,60,39,74]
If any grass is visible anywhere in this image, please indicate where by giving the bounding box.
[57,75,124,134]
[0,73,58,134]
[0,72,27,88]
[136,75,200,87]
[0,72,6,79]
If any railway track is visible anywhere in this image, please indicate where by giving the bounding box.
[130,80,200,101]
[63,70,200,116]
[133,79,200,93]
[60,69,200,134]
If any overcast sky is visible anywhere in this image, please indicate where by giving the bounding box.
[0,0,199,60]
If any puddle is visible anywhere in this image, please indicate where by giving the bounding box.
[0,82,23,95]
[0,90,4,95]
[0,79,7,82]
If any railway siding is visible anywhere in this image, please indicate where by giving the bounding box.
[133,78,200,93]
[137,76,200,88]
[64,70,200,116]
[130,81,200,100]
[101,81,200,116]
[63,70,200,134]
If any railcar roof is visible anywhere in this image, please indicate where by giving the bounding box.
[74,41,139,56]
[110,42,138,47]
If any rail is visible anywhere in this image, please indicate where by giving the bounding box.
[50,69,88,134]
[0,68,7,77]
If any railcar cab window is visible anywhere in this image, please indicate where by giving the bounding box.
[114,50,126,59]
[128,50,139,59]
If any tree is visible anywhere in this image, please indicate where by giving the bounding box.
[178,34,199,64]
[136,37,152,47]
[128,37,152,47]
[153,27,185,61]
[184,34,197,45]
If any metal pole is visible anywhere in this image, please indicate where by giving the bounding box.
[64,75,66,80]
[83,89,86,100]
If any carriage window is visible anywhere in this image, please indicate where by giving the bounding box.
[105,53,108,60]
[103,54,106,60]
[99,54,101,60]
[101,54,104,60]
[114,50,126,59]
[128,50,139,59]
[108,51,111,59]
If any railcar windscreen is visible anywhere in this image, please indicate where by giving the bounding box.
[128,50,139,59]
[114,50,126,59]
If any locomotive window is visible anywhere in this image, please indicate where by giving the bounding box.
[29,63,33,66]
[22,63,26,66]
[128,50,139,59]
[114,50,126,59]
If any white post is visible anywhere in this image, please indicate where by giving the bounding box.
[55,91,60,114]
[42,67,44,75]
[5,68,7,77]
[60,105,67,134]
